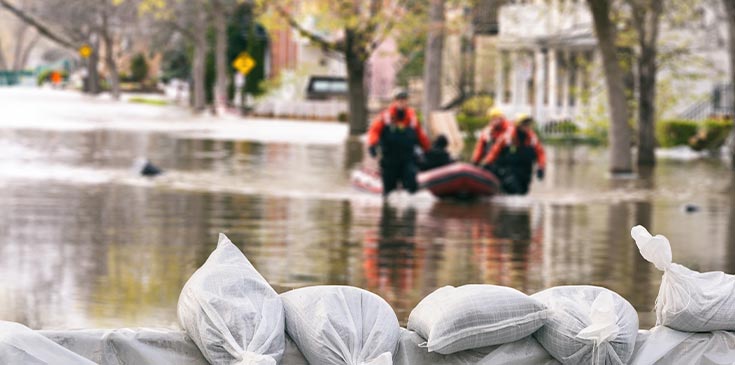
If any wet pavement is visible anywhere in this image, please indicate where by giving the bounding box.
[0,88,733,329]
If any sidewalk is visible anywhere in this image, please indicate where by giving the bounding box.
[0,88,349,145]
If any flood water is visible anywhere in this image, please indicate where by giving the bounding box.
[1,91,734,330]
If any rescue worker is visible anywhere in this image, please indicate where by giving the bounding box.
[471,107,511,165]
[367,89,431,196]
[481,114,546,195]
[420,134,454,171]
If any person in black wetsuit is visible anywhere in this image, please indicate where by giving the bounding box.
[366,90,431,196]
[420,134,454,171]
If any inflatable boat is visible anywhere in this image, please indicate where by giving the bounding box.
[350,162,501,198]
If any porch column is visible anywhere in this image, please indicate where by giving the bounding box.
[547,49,558,119]
[534,49,546,123]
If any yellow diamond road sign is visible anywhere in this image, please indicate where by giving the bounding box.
[79,44,92,59]
[232,52,255,75]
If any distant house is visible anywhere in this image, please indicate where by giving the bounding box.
[267,16,401,107]
[488,0,730,124]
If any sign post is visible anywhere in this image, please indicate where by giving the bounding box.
[232,52,256,111]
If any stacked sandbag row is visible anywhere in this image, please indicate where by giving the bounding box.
[177,233,399,365]
[176,233,642,365]
[9,228,733,364]
[404,284,638,365]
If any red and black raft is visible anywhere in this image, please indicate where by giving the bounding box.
[351,162,501,198]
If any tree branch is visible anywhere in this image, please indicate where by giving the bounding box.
[0,0,76,49]
[274,4,342,52]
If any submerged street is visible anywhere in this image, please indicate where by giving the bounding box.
[0,88,733,329]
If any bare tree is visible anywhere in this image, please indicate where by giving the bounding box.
[587,0,634,174]
[211,0,236,114]
[0,0,76,49]
[274,0,408,135]
[141,0,209,110]
[423,0,445,131]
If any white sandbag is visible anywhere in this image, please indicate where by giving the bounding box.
[630,326,735,365]
[631,225,735,332]
[0,321,97,365]
[178,233,284,365]
[40,328,309,365]
[531,285,639,365]
[281,285,400,365]
[394,328,561,365]
[407,285,549,354]
[40,328,209,364]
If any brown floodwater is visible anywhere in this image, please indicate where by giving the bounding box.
[0,124,733,330]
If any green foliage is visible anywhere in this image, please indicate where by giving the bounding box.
[130,53,149,83]
[160,47,190,83]
[221,3,268,101]
[456,114,487,134]
[458,95,494,118]
[657,119,699,147]
[128,97,168,106]
[689,119,734,151]
[456,95,494,133]
[36,69,68,85]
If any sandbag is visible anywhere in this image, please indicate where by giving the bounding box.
[630,326,735,365]
[40,328,209,364]
[40,328,309,365]
[281,285,401,365]
[178,233,284,365]
[531,285,638,365]
[632,225,735,332]
[0,321,97,365]
[407,285,549,354]
[394,328,560,365]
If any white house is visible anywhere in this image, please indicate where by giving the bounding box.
[493,0,730,125]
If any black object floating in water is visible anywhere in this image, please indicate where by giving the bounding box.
[683,204,700,213]
[135,158,163,177]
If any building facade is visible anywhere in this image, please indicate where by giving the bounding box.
[493,0,731,124]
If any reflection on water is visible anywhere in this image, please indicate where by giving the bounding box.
[0,127,733,330]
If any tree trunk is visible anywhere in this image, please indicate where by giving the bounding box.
[423,0,445,131]
[192,34,207,111]
[587,0,633,174]
[637,46,657,165]
[213,0,229,114]
[87,36,101,94]
[345,29,369,135]
[725,0,735,169]
[632,0,662,166]
[0,39,8,70]
[102,31,120,100]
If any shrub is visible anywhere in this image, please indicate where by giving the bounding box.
[458,95,494,118]
[689,118,734,151]
[657,119,699,147]
[456,95,494,133]
[130,53,149,83]
[456,113,487,133]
